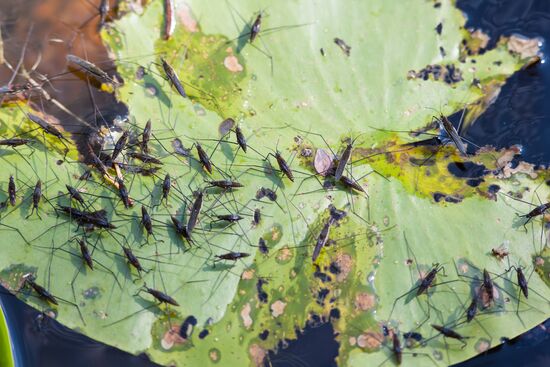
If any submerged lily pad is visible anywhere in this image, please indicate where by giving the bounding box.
[0,0,549,366]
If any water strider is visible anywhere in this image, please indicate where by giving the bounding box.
[136,284,179,307]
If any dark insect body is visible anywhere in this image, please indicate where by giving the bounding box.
[520,202,550,224]
[249,13,262,43]
[334,143,352,181]
[334,37,351,56]
[215,252,250,261]
[79,170,92,181]
[171,216,192,244]
[0,83,31,96]
[161,58,187,98]
[163,0,175,40]
[329,205,347,221]
[139,285,179,306]
[273,152,294,182]
[27,113,67,141]
[403,331,423,342]
[66,54,118,86]
[481,269,494,304]
[87,146,108,176]
[119,164,160,177]
[123,247,144,273]
[256,187,277,201]
[401,136,442,148]
[436,114,467,156]
[141,120,152,153]
[416,264,443,296]
[161,174,171,203]
[235,126,247,152]
[58,205,115,230]
[141,206,153,237]
[258,238,268,254]
[111,130,128,161]
[127,151,163,165]
[0,138,31,147]
[466,297,477,322]
[516,267,528,299]
[116,178,132,209]
[8,175,16,206]
[339,175,365,194]
[431,324,467,347]
[253,209,261,225]
[23,274,58,305]
[66,185,85,205]
[78,239,94,270]
[187,191,203,232]
[27,180,42,219]
[172,138,189,156]
[98,0,109,30]
[312,218,334,262]
[207,180,243,189]
[195,143,212,174]
[507,266,529,299]
[215,214,243,223]
[392,332,402,365]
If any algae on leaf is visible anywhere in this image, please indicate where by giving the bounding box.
[0,0,548,366]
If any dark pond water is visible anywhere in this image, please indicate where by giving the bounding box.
[457,0,550,167]
[1,0,550,366]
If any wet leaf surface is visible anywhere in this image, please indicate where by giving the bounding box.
[0,0,549,366]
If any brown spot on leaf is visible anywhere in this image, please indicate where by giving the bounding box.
[475,338,491,353]
[355,292,376,311]
[357,332,383,350]
[270,300,287,317]
[209,348,220,362]
[176,3,199,32]
[241,302,253,329]
[224,55,243,73]
[335,253,353,282]
[277,246,292,262]
[241,269,255,280]
[249,344,267,366]
[161,326,187,350]
[502,161,538,179]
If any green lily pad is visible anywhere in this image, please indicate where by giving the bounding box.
[0,0,548,366]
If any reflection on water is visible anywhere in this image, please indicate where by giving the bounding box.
[0,0,127,156]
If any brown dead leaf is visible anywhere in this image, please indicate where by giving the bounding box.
[508,35,541,58]
[355,292,376,311]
